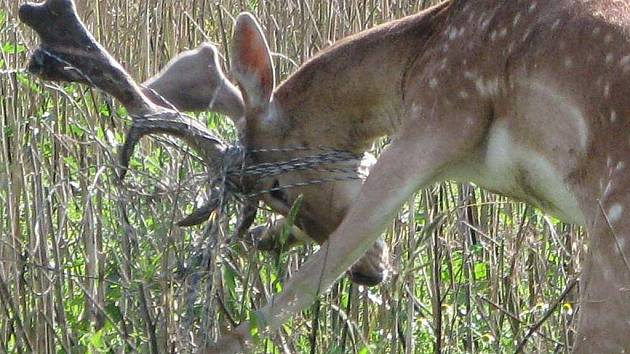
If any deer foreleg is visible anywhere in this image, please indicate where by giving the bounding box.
[207,123,480,353]
[574,177,630,353]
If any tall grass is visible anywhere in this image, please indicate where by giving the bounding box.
[0,0,582,353]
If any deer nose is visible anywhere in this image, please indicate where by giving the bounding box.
[346,238,390,287]
[346,268,386,287]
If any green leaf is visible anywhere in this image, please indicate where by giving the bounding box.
[358,347,371,354]
[249,311,267,342]
[223,265,238,298]
[279,194,303,247]
[63,156,79,172]
[0,10,6,29]
[69,123,85,138]
[16,72,43,94]
[474,262,488,280]
[90,329,105,349]
[1,42,27,54]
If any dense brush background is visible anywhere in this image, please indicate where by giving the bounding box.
[0,0,583,353]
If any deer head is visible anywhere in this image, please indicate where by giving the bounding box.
[225,13,396,286]
[19,0,389,287]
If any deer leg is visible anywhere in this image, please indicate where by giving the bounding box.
[207,121,483,353]
[574,176,630,353]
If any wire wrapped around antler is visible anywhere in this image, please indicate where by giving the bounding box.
[19,0,236,169]
[19,0,247,225]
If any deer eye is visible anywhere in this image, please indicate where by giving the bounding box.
[270,180,288,203]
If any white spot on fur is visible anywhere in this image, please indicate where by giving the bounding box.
[604,83,611,98]
[600,177,607,191]
[611,110,618,123]
[604,180,614,198]
[596,76,604,87]
[429,78,438,89]
[608,204,624,222]
[439,58,448,71]
[467,12,476,23]
[411,103,421,114]
[506,43,516,56]
[593,27,601,36]
[529,2,537,12]
[464,71,476,80]
[513,14,521,27]
[459,90,469,99]
[551,19,562,31]
[564,58,574,68]
[605,34,613,44]
[617,161,626,170]
[474,77,499,97]
[448,27,458,40]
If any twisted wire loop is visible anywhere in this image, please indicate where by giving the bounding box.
[211,144,367,200]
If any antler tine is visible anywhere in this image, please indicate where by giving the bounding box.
[119,112,231,179]
[19,0,237,179]
[19,0,150,114]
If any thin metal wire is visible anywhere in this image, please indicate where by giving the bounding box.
[213,143,367,199]
[0,69,27,75]
[27,47,366,200]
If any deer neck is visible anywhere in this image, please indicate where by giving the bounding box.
[272,1,454,153]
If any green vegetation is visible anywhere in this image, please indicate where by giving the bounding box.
[0,1,581,353]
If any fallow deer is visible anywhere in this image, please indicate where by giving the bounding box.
[19,0,630,352]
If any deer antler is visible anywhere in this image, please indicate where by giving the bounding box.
[19,0,251,228]
[19,0,236,180]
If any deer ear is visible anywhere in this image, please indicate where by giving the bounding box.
[231,13,274,111]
